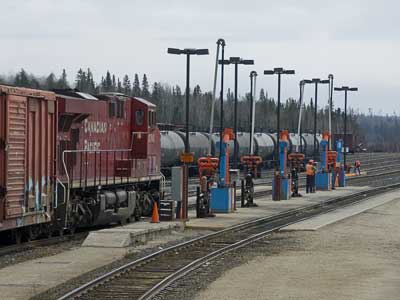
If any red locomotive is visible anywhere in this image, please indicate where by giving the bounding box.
[0,85,162,242]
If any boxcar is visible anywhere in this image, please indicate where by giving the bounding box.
[0,85,57,241]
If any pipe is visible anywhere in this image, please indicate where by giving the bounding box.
[296,82,305,152]
[208,40,222,154]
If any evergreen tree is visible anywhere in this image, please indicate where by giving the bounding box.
[151,82,160,102]
[117,77,123,93]
[14,69,30,87]
[141,74,150,98]
[122,74,131,95]
[259,88,266,101]
[112,74,116,92]
[193,84,202,97]
[87,68,95,93]
[75,68,87,91]
[103,71,112,92]
[56,69,69,89]
[45,73,56,90]
[132,73,141,96]
[175,85,182,97]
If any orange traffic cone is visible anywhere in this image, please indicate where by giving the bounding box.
[151,202,160,223]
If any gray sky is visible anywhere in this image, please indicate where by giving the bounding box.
[1,0,399,114]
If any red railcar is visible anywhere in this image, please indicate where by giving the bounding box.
[0,87,162,241]
[56,91,162,230]
[0,86,57,241]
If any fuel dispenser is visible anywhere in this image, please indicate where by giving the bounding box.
[272,130,291,200]
[196,156,219,218]
[316,132,332,190]
[210,128,235,213]
[288,152,305,197]
[336,139,346,187]
[240,155,262,207]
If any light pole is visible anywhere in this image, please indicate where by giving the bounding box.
[249,71,258,154]
[310,78,330,160]
[219,57,254,168]
[167,47,209,219]
[334,86,358,168]
[263,68,295,168]
[328,74,334,149]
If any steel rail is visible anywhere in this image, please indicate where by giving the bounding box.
[57,182,400,300]
[139,185,391,300]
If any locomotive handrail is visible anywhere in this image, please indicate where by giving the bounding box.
[160,172,166,199]
[55,178,66,209]
[61,148,132,228]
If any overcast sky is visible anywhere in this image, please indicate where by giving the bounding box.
[1,0,399,114]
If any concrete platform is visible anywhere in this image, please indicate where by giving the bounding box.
[0,247,128,300]
[82,221,183,247]
[186,186,371,231]
[281,189,400,231]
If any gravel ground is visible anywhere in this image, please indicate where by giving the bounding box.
[0,235,86,270]
[31,228,212,300]
[161,196,400,300]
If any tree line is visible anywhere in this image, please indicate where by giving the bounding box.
[0,68,398,151]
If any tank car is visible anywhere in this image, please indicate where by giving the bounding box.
[288,133,306,153]
[211,132,234,159]
[160,131,185,169]
[176,131,209,163]
[253,133,275,165]
[301,133,323,158]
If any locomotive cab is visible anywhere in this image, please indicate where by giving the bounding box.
[131,97,156,159]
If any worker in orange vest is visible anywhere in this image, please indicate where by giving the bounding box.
[312,161,317,193]
[354,160,361,175]
[306,160,314,193]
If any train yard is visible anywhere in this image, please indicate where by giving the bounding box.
[0,39,397,300]
[47,174,400,300]
[0,152,396,259]
[2,3,400,299]
[0,152,399,300]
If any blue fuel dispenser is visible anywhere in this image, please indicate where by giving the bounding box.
[336,139,346,187]
[272,130,291,200]
[210,128,235,213]
[316,132,332,190]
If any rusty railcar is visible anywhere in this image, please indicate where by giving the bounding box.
[0,85,57,241]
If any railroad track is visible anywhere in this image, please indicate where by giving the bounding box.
[4,164,395,257]
[163,152,400,188]
[57,181,400,300]
[249,168,400,199]
[164,158,400,200]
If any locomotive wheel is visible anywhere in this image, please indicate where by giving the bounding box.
[140,193,154,217]
[13,229,22,244]
[27,225,41,241]
[134,202,141,221]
